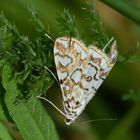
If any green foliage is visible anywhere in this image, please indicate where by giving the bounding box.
[0,10,57,140]
[28,8,47,33]
[81,2,108,48]
[2,65,59,140]
[0,12,54,100]
[56,9,79,37]
[0,122,13,140]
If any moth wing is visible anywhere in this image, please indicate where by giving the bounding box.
[78,45,117,106]
[54,37,87,107]
[54,37,117,124]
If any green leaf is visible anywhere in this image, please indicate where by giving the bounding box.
[0,105,6,120]
[0,122,13,140]
[2,65,59,140]
[0,78,7,121]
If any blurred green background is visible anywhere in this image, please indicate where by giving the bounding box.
[0,0,140,140]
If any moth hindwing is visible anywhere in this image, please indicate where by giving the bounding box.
[53,37,117,125]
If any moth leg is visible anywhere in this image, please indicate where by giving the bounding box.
[37,96,67,117]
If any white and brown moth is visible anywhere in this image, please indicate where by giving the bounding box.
[53,37,118,125]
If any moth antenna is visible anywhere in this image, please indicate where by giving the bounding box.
[68,37,72,48]
[45,33,54,42]
[37,96,67,118]
[43,66,59,84]
[102,37,115,52]
[75,118,117,124]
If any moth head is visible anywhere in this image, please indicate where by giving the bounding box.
[65,118,74,125]
[108,40,118,64]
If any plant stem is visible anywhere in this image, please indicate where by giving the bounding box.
[100,0,140,24]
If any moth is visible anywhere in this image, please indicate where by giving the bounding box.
[53,37,118,125]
